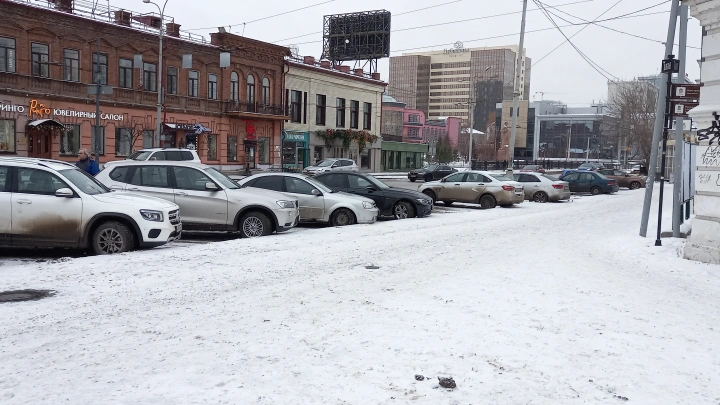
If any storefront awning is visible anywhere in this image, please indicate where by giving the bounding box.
[27,119,66,129]
[163,123,177,129]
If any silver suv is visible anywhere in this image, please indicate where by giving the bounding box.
[303,158,359,176]
[0,158,181,254]
[96,161,300,238]
[103,148,200,170]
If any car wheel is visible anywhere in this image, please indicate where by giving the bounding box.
[533,191,549,203]
[92,221,135,255]
[409,178,416,182]
[629,181,641,190]
[424,174,433,182]
[479,194,497,209]
[239,211,272,238]
[590,186,602,196]
[330,208,356,226]
[393,201,415,219]
[422,190,436,204]
[443,201,454,206]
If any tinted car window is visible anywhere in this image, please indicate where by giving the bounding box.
[164,151,181,161]
[0,166,8,191]
[173,167,213,191]
[613,170,625,176]
[521,174,540,182]
[466,173,484,182]
[321,173,346,189]
[579,173,595,181]
[348,175,373,188]
[16,168,68,195]
[150,151,166,160]
[341,160,354,167]
[130,166,169,188]
[252,176,284,192]
[180,151,194,161]
[109,166,131,182]
[285,177,316,195]
[445,173,465,182]
[563,173,580,181]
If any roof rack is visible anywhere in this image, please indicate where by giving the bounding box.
[0,157,77,168]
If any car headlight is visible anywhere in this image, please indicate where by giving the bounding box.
[276,200,296,209]
[140,209,163,222]
[362,201,375,209]
[417,198,431,205]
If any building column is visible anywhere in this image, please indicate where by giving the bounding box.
[684,0,720,263]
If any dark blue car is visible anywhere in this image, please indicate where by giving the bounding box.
[560,171,618,195]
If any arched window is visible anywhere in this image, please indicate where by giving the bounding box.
[262,77,270,105]
[247,74,255,104]
[230,72,239,102]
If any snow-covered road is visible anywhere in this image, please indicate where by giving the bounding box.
[1,188,719,404]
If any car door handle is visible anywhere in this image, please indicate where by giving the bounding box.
[454,183,461,185]
[175,192,188,196]
[127,187,140,191]
[16,199,32,204]
[477,183,485,186]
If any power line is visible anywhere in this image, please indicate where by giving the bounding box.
[533,0,623,66]
[186,0,337,31]
[532,0,620,81]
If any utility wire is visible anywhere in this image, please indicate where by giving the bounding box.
[532,0,620,81]
[533,0,623,66]
[186,0,336,31]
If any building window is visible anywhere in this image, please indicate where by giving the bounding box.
[62,49,79,82]
[92,53,108,85]
[207,134,218,160]
[262,77,270,105]
[0,36,16,73]
[115,127,132,157]
[258,137,270,164]
[143,62,157,91]
[291,90,302,123]
[119,58,133,89]
[228,136,238,161]
[247,75,255,104]
[91,125,105,155]
[336,98,346,128]
[31,43,49,78]
[316,94,326,126]
[408,127,420,138]
[143,130,154,149]
[350,100,359,129]
[0,120,15,152]
[167,67,178,95]
[60,124,80,155]
[188,70,199,97]
[208,74,218,100]
[363,102,372,130]
[230,72,239,101]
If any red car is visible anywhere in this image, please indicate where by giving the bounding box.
[520,165,546,174]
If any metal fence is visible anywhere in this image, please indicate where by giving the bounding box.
[470,159,638,171]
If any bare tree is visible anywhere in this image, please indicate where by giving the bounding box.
[129,115,154,151]
[606,81,658,165]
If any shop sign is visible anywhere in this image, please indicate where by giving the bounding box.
[0,100,123,121]
[284,133,306,141]
[175,123,211,134]
[0,102,26,113]
[444,41,469,54]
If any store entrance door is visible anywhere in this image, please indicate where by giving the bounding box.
[28,131,52,159]
[296,146,306,170]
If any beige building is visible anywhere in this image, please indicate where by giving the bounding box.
[284,57,386,171]
[389,43,531,130]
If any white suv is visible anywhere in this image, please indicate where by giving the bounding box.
[303,158,359,176]
[0,158,181,255]
[103,148,200,169]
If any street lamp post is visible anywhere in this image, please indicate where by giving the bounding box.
[143,0,169,148]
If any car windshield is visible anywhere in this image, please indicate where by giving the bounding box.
[303,176,333,193]
[316,159,336,167]
[127,151,153,161]
[366,175,390,189]
[205,167,240,189]
[59,169,110,195]
[489,174,512,182]
[423,164,438,171]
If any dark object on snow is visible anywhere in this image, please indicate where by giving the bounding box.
[365,265,380,269]
[438,377,456,388]
[415,374,425,381]
[613,395,629,401]
[0,289,55,303]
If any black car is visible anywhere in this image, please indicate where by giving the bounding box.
[314,172,432,219]
[408,164,457,182]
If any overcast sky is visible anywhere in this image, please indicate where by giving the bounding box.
[143,0,702,106]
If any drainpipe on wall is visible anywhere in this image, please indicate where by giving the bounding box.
[281,62,290,169]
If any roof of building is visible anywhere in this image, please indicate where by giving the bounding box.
[285,60,386,86]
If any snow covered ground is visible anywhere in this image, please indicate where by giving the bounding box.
[2,187,720,404]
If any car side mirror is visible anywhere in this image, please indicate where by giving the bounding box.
[366,185,377,192]
[55,188,74,198]
[205,182,219,191]
[440,178,446,182]
[311,189,322,196]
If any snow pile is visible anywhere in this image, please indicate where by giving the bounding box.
[1,187,719,404]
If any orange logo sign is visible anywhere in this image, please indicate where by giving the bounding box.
[29,100,51,118]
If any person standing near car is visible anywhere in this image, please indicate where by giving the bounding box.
[76,148,100,176]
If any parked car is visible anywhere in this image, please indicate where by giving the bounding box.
[0,157,181,254]
[237,173,379,226]
[96,161,299,238]
[103,148,200,169]
[598,169,646,189]
[577,162,604,171]
[303,158,359,176]
[520,164,546,174]
[417,170,524,209]
[408,164,457,182]
[560,171,618,195]
[314,172,432,219]
[513,172,571,202]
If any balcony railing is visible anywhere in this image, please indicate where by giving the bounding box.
[224,101,286,116]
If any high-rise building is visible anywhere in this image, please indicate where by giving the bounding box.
[388,43,531,132]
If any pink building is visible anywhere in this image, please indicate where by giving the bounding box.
[381,94,461,146]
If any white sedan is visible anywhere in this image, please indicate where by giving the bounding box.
[513,172,571,202]
[237,173,379,226]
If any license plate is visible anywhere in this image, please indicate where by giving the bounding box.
[175,224,182,232]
